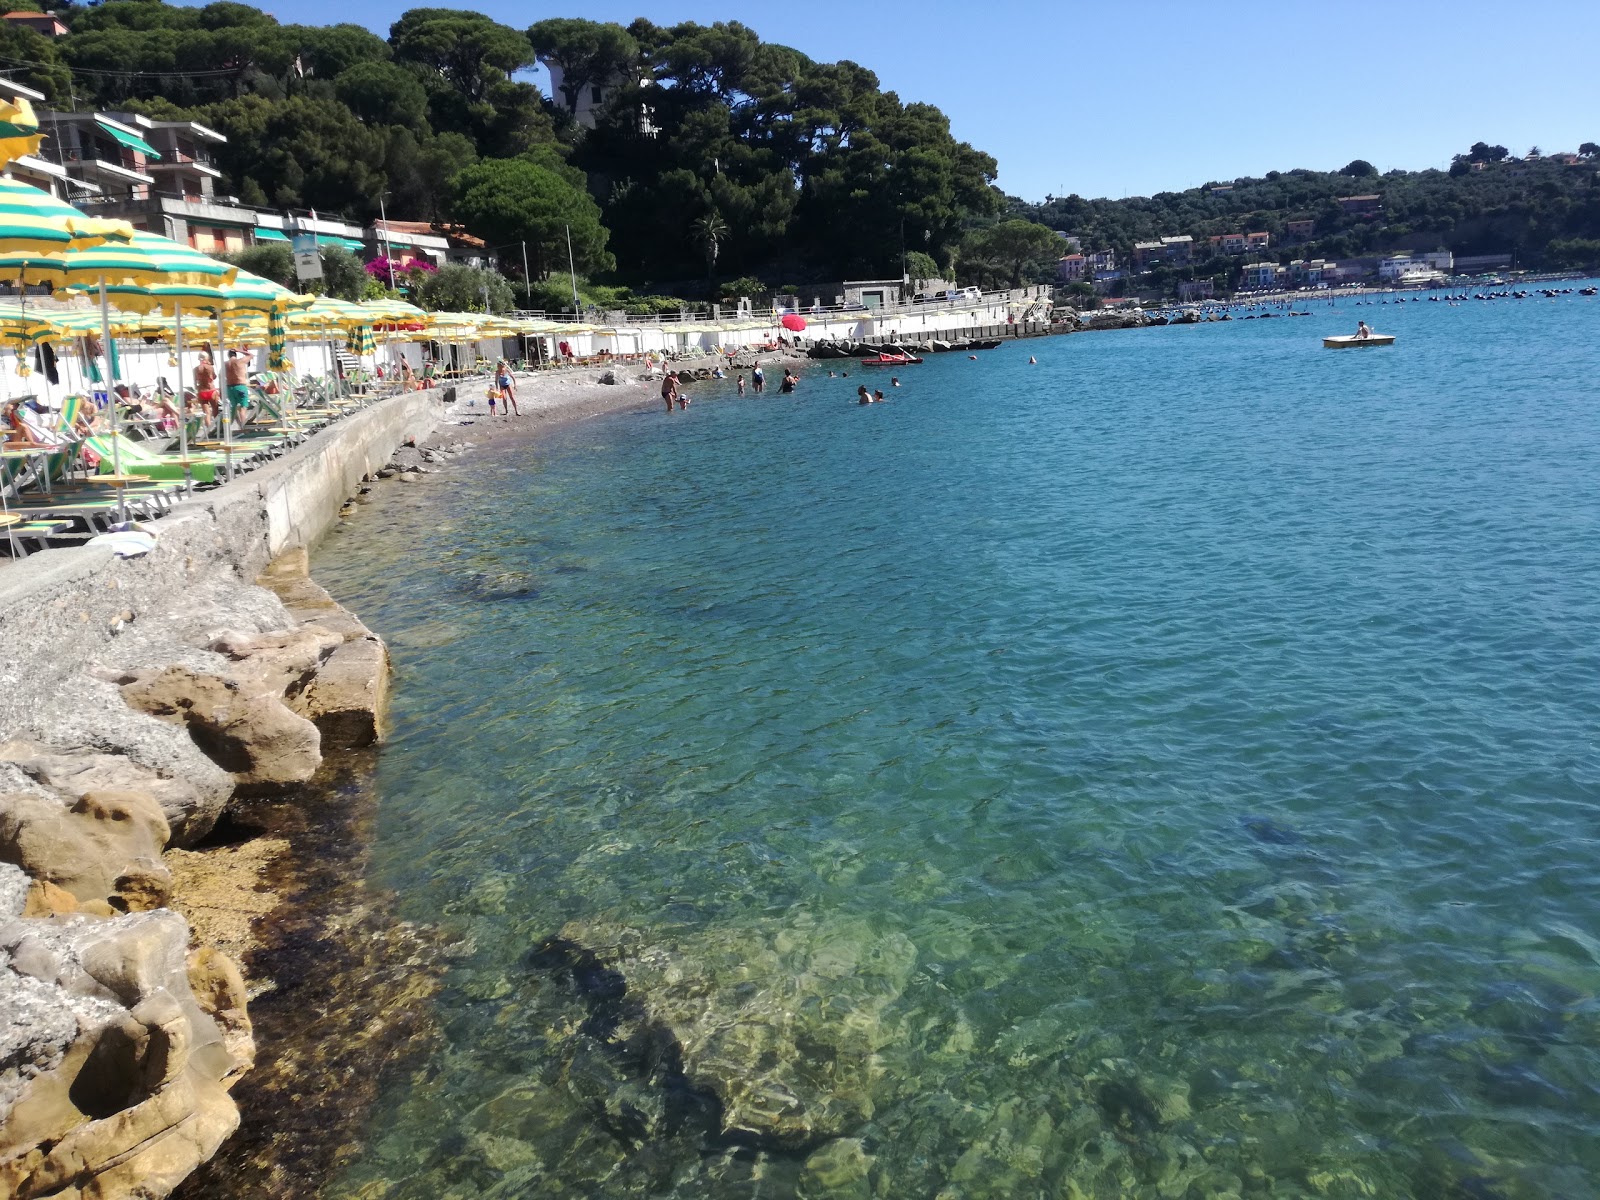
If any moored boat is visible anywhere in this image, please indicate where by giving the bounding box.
[1323,333,1396,348]
[862,352,923,365]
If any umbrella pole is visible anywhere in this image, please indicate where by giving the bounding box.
[215,310,233,482]
[173,302,192,495]
[98,278,127,526]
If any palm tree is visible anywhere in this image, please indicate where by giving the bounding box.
[692,211,730,280]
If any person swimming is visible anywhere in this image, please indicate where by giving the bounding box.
[857,385,871,405]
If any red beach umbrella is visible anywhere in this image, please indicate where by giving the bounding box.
[780,313,806,332]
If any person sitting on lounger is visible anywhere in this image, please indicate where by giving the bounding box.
[2,399,46,447]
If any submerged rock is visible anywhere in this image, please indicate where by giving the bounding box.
[538,912,918,1150]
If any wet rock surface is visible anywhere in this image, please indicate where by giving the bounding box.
[170,754,445,1200]
[0,902,252,1200]
[1,544,401,1200]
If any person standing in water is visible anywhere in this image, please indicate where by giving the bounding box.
[779,370,797,394]
[737,374,745,396]
[857,385,871,405]
[752,362,765,393]
[661,371,679,412]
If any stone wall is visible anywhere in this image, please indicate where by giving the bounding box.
[0,390,442,1200]
[0,389,441,736]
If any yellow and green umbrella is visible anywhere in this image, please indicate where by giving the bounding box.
[0,176,132,262]
[0,97,43,168]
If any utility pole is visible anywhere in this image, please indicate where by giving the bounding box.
[565,224,580,314]
[521,240,531,308]
[378,193,393,289]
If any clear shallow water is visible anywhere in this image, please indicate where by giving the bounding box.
[314,290,1600,1199]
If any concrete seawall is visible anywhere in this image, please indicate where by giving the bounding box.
[0,388,442,734]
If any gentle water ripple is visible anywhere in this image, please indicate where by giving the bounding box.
[313,291,1600,1199]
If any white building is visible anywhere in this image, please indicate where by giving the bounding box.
[1379,253,1452,283]
[540,60,657,135]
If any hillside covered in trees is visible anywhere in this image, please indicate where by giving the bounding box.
[1020,146,1600,279]
[0,0,1001,294]
[1,0,1594,300]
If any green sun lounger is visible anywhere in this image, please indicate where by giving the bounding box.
[85,433,220,484]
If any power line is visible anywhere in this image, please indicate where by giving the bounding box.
[0,53,258,81]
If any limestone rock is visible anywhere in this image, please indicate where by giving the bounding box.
[0,790,171,912]
[206,626,341,698]
[121,667,321,793]
[0,909,249,1200]
[287,636,389,749]
[0,739,222,850]
[0,862,27,919]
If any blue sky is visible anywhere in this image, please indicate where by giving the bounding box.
[249,0,1600,201]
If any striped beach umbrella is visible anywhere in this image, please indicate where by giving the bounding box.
[351,325,376,355]
[0,177,132,263]
[266,309,288,369]
[0,97,42,167]
[0,301,57,349]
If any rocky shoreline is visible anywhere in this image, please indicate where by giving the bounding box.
[0,368,699,1199]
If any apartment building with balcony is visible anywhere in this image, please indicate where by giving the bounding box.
[0,76,85,203]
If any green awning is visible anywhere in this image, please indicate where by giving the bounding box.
[254,228,289,242]
[96,119,160,160]
[316,235,364,251]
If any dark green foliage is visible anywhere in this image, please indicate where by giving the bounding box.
[1024,148,1600,272]
[316,247,367,300]
[40,1,1001,282]
[960,219,1062,287]
[418,263,515,312]
[223,244,294,287]
[452,157,613,279]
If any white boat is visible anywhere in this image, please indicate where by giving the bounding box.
[1323,333,1395,348]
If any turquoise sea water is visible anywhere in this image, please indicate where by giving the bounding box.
[313,289,1600,1199]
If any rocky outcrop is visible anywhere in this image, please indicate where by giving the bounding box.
[122,665,324,795]
[257,548,390,750]
[0,740,226,851]
[0,868,253,1200]
[0,789,171,913]
[0,543,394,1199]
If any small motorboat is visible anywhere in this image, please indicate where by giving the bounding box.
[1323,333,1395,348]
[862,352,923,366]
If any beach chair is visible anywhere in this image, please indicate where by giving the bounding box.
[84,433,221,485]
[0,519,72,557]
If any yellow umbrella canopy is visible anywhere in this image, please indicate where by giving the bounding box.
[286,295,368,325]
[0,300,58,347]
[58,230,237,291]
[0,176,132,271]
[206,267,313,315]
[0,97,43,168]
